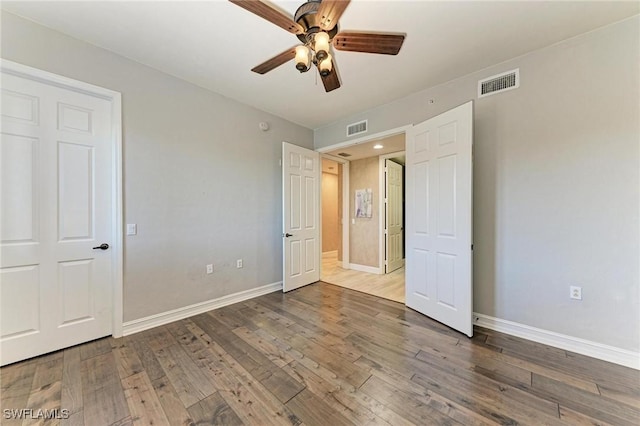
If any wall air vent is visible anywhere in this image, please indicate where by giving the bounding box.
[346,119,368,137]
[337,152,352,157]
[478,69,519,98]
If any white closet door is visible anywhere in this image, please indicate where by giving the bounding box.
[1,69,115,365]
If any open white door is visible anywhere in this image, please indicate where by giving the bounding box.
[385,159,404,273]
[283,142,320,292]
[405,101,473,337]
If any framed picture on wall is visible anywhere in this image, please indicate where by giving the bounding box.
[355,188,373,218]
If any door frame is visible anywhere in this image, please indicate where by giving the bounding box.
[379,151,406,273]
[1,59,124,338]
[320,153,350,269]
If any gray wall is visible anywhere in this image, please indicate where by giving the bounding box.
[1,12,314,322]
[316,17,640,352]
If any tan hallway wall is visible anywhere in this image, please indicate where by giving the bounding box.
[349,157,379,267]
[322,172,340,252]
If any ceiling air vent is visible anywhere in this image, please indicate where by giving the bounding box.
[346,119,368,137]
[337,152,352,157]
[478,69,519,98]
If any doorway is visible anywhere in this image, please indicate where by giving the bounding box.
[288,102,474,337]
[320,134,407,303]
[321,158,344,278]
[380,153,406,274]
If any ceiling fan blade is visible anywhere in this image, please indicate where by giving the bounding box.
[333,32,405,55]
[251,47,297,74]
[319,64,341,93]
[317,0,351,31]
[229,0,304,34]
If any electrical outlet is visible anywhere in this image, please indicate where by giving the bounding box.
[236,259,243,269]
[206,264,213,274]
[570,286,582,300]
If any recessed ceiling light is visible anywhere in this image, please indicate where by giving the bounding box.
[373,144,383,149]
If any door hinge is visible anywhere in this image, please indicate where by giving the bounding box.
[471,244,474,250]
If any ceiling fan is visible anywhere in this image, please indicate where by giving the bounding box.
[229,0,405,92]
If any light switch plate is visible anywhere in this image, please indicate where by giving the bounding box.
[126,224,137,236]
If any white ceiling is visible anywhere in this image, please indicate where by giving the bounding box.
[3,1,638,129]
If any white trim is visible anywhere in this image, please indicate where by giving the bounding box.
[318,151,323,281]
[378,151,406,273]
[0,59,124,339]
[317,125,412,154]
[349,263,383,275]
[1,59,121,101]
[474,313,640,370]
[123,282,283,336]
[111,92,124,338]
[341,160,350,269]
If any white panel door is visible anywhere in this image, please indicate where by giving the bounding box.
[405,101,473,337]
[283,142,320,292]
[385,159,404,273]
[1,69,114,365]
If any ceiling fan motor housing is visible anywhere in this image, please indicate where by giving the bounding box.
[294,0,339,45]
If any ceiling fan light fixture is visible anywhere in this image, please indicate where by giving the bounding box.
[294,45,311,72]
[314,31,330,62]
[318,54,333,77]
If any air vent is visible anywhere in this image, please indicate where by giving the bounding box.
[478,69,519,98]
[346,120,368,137]
[337,152,352,157]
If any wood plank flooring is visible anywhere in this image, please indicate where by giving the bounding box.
[1,282,639,425]
[321,252,405,303]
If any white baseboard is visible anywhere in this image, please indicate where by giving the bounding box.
[474,313,640,370]
[349,263,383,274]
[123,282,282,336]
[322,250,338,257]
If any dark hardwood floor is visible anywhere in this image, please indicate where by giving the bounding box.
[1,282,639,425]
